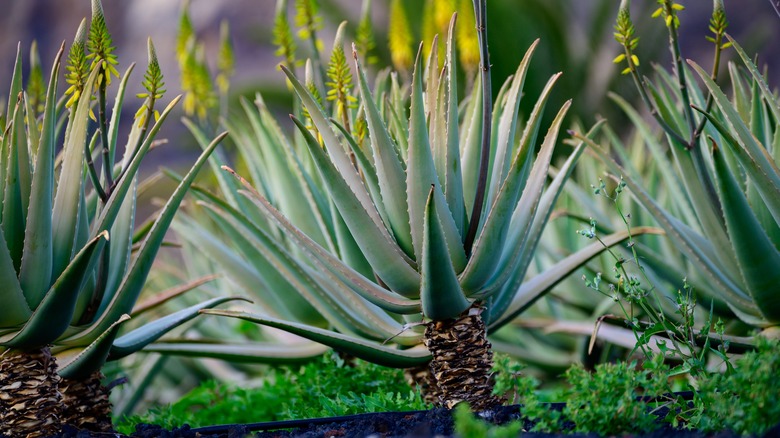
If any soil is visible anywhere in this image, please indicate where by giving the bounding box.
[37,404,779,438]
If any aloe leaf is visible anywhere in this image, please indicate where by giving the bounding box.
[585,138,756,314]
[489,227,665,330]
[0,227,30,326]
[225,182,421,315]
[204,198,413,342]
[609,93,698,225]
[196,202,323,325]
[109,64,135,165]
[354,49,412,256]
[246,98,332,248]
[328,197,375,280]
[1,232,108,349]
[289,116,420,297]
[201,310,431,368]
[406,48,466,271]
[281,65,387,235]
[486,40,540,209]
[99,178,137,314]
[107,296,248,361]
[421,187,470,321]
[443,17,465,234]
[461,98,568,294]
[330,118,390,262]
[56,314,130,379]
[173,217,292,319]
[142,340,329,365]
[51,67,100,279]
[257,95,337,249]
[182,117,242,207]
[73,132,226,345]
[90,96,182,238]
[712,143,780,323]
[18,46,63,305]
[727,35,780,125]
[424,35,440,120]
[461,76,483,215]
[2,100,25,272]
[690,62,780,225]
[4,43,22,126]
[699,109,780,227]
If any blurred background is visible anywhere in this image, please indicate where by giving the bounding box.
[2,0,777,157]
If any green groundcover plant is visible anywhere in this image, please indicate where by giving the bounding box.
[115,352,429,434]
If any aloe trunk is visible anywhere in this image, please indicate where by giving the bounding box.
[0,348,62,438]
[60,372,113,432]
[423,304,503,410]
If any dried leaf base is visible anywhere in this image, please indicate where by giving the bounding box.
[0,347,62,438]
[61,371,114,432]
[423,305,503,411]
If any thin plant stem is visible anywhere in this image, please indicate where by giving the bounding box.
[97,82,113,199]
[85,130,107,200]
[464,0,491,256]
[691,31,725,143]
[770,0,780,19]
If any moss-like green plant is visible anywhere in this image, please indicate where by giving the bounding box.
[115,353,429,433]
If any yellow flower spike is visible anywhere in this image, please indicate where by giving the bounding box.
[666,15,673,28]
[672,3,684,10]
[613,54,626,64]
[631,55,640,66]
[652,7,663,18]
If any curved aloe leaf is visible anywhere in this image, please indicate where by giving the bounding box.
[200,309,431,368]
[690,64,780,225]
[3,101,26,272]
[289,116,420,296]
[0,227,30,326]
[584,136,756,314]
[486,39,540,209]
[406,47,466,271]
[489,227,665,330]
[51,67,100,280]
[354,49,412,256]
[90,95,182,240]
[726,35,780,124]
[69,132,226,345]
[280,65,386,234]
[18,45,62,304]
[142,340,329,365]
[107,296,249,360]
[442,17,465,234]
[461,97,568,294]
[1,232,108,349]
[421,187,470,321]
[221,179,421,315]
[461,77,483,214]
[712,143,780,323]
[108,65,135,165]
[56,314,130,380]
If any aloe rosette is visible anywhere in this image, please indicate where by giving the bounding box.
[0,2,230,435]
[147,4,648,410]
[582,0,780,330]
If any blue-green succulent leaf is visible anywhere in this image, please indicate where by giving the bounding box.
[420,187,470,321]
[200,309,431,368]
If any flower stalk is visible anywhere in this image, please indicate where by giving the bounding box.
[464,0,492,256]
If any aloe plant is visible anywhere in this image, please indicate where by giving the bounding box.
[0,2,229,435]
[580,0,780,330]
[141,1,659,411]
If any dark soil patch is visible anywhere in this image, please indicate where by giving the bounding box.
[39,404,780,438]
